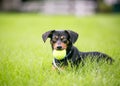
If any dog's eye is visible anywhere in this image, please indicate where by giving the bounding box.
[52,36,58,43]
[52,38,57,43]
[62,39,68,43]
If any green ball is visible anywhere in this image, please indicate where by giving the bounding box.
[53,50,66,59]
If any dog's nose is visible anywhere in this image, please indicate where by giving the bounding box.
[57,46,62,50]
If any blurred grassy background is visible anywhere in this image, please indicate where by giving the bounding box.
[0,13,120,86]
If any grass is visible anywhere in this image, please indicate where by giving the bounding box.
[0,13,120,86]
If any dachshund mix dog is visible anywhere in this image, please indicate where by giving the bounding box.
[42,30,114,70]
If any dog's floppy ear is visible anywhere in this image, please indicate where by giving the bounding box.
[42,30,55,42]
[65,30,78,44]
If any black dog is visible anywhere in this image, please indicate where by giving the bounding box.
[42,30,114,70]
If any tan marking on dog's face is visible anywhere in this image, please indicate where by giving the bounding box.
[61,36,65,39]
[53,42,67,50]
[54,36,58,39]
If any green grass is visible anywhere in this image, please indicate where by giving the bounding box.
[0,13,120,86]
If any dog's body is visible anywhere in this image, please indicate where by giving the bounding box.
[42,30,114,70]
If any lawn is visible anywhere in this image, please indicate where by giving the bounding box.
[0,13,120,86]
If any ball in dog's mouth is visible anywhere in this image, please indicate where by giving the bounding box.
[53,49,66,59]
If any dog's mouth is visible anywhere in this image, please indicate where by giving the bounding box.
[54,46,66,51]
[56,49,66,51]
[54,48,65,51]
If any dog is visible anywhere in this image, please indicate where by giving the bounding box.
[42,30,114,71]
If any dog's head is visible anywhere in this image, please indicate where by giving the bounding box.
[42,30,78,50]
